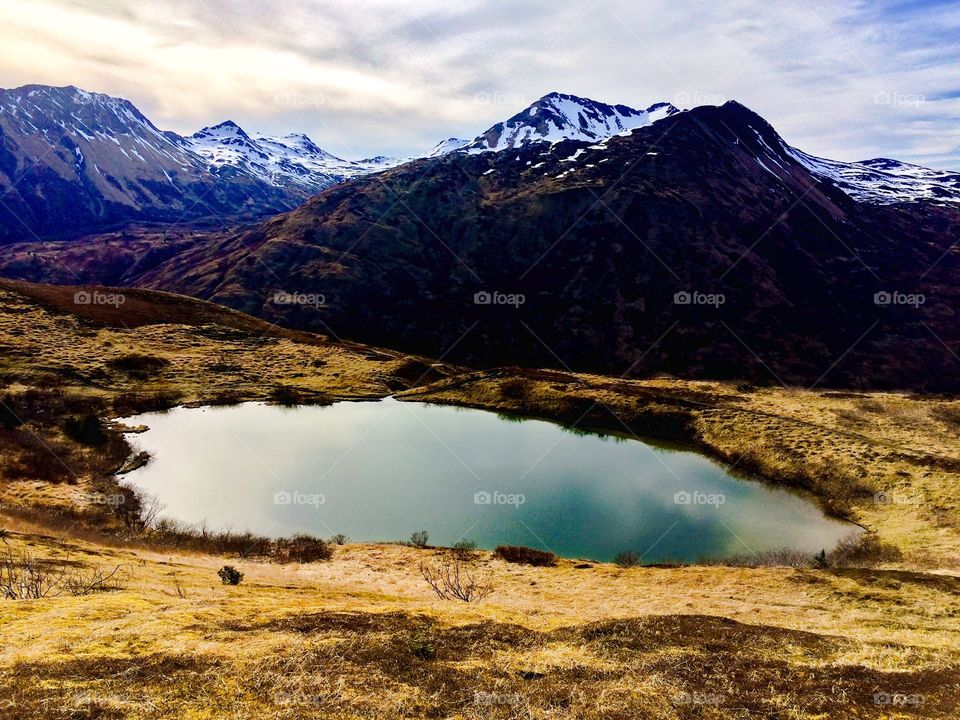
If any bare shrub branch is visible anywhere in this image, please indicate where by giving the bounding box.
[419,555,494,603]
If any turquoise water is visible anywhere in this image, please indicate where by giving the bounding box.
[120,398,855,562]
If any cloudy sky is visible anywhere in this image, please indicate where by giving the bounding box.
[0,0,957,167]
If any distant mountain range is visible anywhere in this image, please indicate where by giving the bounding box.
[0,85,473,241]
[4,89,960,389]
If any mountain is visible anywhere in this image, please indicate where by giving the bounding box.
[462,92,681,152]
[186,121,410,192]
[785,149,960,205]
[423,137,470,158]
[0,84,451,243]
[8,98,959,390]
[0,85,300,241]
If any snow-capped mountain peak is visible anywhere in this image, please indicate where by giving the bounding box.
[423,137,469,158]
[464,92,682,152]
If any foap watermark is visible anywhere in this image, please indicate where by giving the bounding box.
[874,290,925,308]
[673,91,727,107]
[273,92,326,108]
[674,290,725,308]
[474,290,525,308]
[83,491,125,508]
[673,691,724,706]
[473,91,527,107]
[874,91,925,107]
[873,490,921,506]
[275,690,324,707]
[874,692,925,707]
[74,290,125,308]
[474,490,525,507]
[674,490,725,507]
[474,691,525,707]
[274,490,325,508]
[273,290,326,309]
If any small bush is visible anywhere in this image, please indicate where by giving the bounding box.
[217,565,244,585]
[63,415,108,445]
[273,534,334,563]
[207,390,245,407]
[500,377,533,400]
[451,540,478,560]
[494,545,557,567]
[112,390,182,416]
[107,354,170,378]
[409,530,429,548]
[614,550,641,568]
[112,483,163,534]
[419,556,494,603]
[827,532,902,568]
[408,634,436,659]
[270,384,307,407]
[330,533,349,545]
[62,565,126,596]
[1,548,125,600]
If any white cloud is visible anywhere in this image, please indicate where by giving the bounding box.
[0,0,957,167]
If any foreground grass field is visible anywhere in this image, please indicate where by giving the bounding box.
[1,280,959,718]
[1,524,958,719]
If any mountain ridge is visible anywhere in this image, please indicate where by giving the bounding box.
[3,84,960,244]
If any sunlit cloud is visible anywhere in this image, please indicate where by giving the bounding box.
[0,0,957,166]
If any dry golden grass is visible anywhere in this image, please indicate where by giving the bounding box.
[0,527,958,719]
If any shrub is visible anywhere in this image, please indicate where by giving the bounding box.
[63,414,108,445]
[409,530,429,548]
[330,533,349,545]
[207,390,245,406]
[408,634,436,659]
[826,532,902,568]
[419,556,494,602]
[270,384,307,407]
[107,354,170,379]
[62,565,126,596]
[451,540,478,560]
[112,483,163,534]
[500,377,532,400]
[217,565,244,585]
[273,534,334,563]
[0,549,62,599]
[494,545,557,567]
[614,551,641,568]
[112,390,182,416]
[1,548,125,599]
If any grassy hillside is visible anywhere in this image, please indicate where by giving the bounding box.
[1,281,959,718]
